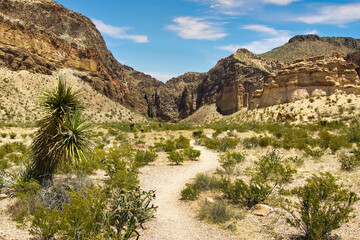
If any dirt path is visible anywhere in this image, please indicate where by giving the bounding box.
[138,142,237,240]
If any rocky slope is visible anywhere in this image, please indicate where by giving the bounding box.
[260,34,360,63]
[0,0,163,117]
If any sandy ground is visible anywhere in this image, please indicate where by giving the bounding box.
[138,141,237,240]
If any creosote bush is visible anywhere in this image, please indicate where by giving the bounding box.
[285,172,358,240]
[183,147,201,161]
[220,150,296,208]
[198,200,232,224]
[167,150,184,165]
[218,151,245,175]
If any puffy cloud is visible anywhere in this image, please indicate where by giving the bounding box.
[166,16,227,40]
[92,19,148,43]
[297,3,360,24]
[218,25,291,54]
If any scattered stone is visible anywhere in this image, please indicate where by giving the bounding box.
[0,194,8,200]
[206,197,215,203]
[250,204,272,216]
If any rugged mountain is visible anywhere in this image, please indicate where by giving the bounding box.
[251,53,360,108]
[0,0,163,116]
[261,35,360,63]
[156,49,283,118]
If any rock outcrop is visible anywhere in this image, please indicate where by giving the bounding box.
[251,53,360,108]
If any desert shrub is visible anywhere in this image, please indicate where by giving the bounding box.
[181,173,218,200]
[198,200,232,224]
[346,118,360,144]
[183,147,201,161]
[1,133,7,138]
[220,150,296,208]
[175,135,190,149]
[218,151,245,175]
[29,205,60,240]
[285,172,358,240]
[304,146,324,158]
[9,132,17,139]
[101,145,139,190]
[286,156,304,166]
[135,150,157,166]
[192,129,204,138]
[258,136,273,147]
[167,150,184,165]
[105,188,157,240]
[181,183,200,200]
[59,189,106,239]
[200,136,239,152]
[318,131,350,153]
[339,153,360,171]
[29,188,106,240]
[242,137,259,149]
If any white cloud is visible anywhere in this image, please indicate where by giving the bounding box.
[145,72,178,82]
[243,24,278,35]
[262,0,298,5]
[305,29,319,35]
[297,3,360,24]
[92,19,148,43]
[166,16,227,40]
[210,0,244,8]
[218,25,291,54]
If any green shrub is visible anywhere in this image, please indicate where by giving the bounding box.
[9,132,17,139]
[258,136,273,147]
[29,206,60,240]
[242,137,259,149]
[183,147,201,161]
[220,150,296,208]
[167,150,184,165]
[286,156,304,166]
[285,172,358,240]
[175,135,190,149]
[198,200,232,224]
[346,118,360,144]
[1,133,6,138]
[135,150,157,166]
[218,151,245,175]
[181,183,200,200]
[339,153,360,171]
[102,146,139,190]
[164,139,176,152]
[200,136,239,152]
[192,129,204,138]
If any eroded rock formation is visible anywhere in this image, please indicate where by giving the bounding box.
[251,53,360,108]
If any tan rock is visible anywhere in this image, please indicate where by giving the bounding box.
[251,54,360,108]
[250,204,272,216]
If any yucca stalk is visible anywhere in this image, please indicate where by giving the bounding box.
[30,80,92,183]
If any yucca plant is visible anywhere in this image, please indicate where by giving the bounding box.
[29,80,92,183]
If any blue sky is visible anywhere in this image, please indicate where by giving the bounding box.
[54,0,360,82]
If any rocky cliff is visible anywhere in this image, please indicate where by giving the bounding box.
[251,53,360,108]
[0,0,163,116]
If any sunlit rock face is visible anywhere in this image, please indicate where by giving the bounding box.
[251,53,360,108]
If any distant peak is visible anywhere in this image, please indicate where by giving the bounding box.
[288,34,321,43]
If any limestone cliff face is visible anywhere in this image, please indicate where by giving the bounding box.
[201,49,283,115]
[0,0,163,115]
[251,53,360,108]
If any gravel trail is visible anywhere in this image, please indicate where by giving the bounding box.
[139,142,237,240]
